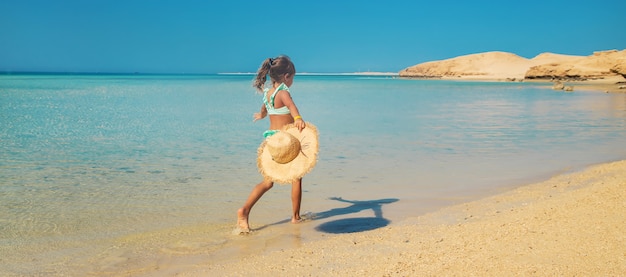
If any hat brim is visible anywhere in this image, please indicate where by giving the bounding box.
[257,122,319,184]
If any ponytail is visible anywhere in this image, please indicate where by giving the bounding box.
[253,58,273,92]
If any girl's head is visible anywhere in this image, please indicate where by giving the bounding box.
[253,55,296,92]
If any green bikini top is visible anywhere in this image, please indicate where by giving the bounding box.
[263,83,291,115]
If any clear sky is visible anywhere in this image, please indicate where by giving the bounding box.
[1,0,624,74]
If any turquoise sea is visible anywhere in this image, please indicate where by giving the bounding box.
[2,74,626,275]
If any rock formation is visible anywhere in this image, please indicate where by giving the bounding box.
[400,49,626,82]
[552,81,565,90]
[525,50,626,80]
[611,62,626,78]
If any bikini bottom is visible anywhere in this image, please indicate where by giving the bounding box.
[263,130,279,138]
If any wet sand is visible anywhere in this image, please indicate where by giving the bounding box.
[174,159,626,276]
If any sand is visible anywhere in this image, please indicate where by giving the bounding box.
[171,159,626,276]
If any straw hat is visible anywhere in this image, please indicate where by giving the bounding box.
[257,122,319,184]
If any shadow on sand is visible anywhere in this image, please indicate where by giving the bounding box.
[258,197,398,234]
[313,197,398,233]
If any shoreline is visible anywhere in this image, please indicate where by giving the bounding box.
[399,75,626,93]
[157,159,626,276]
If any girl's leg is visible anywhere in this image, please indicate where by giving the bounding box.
[291,178,302,223]
[237,180,273,231]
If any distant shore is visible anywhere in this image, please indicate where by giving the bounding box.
[403,75,626,93]
[399,49,626,93]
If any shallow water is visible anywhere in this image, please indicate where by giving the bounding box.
[1,74,625,275]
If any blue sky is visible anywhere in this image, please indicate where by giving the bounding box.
[1,0,624,74]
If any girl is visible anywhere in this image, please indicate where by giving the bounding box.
[237,55,307,232]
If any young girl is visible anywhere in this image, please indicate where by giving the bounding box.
[237,55,307,232]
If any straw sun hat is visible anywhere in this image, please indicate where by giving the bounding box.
[257,122,319,184]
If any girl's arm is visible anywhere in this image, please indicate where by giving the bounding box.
[278,91,306,131]
[253,104,267,121]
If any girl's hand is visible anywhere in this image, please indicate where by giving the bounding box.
[253,112,264,122]
[254,105,268,122]
[294,118,306,131]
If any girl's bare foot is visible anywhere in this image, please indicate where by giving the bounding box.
[291,212,313,223]
[237,208,250,233]
[291,216,302,224]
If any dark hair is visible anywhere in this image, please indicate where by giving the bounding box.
[253,55,296,92]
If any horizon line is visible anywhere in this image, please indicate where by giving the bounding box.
[218,72,400,76]
[1,71,400,76]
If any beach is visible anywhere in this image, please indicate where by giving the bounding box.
[4,1,626,275]
[177,159,626,276]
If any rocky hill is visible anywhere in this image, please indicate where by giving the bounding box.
[399,50,626,82]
